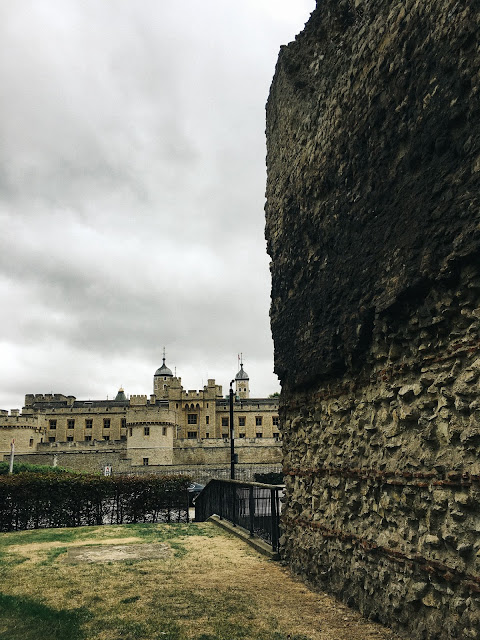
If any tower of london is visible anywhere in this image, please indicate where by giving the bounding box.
[0,359,281,479]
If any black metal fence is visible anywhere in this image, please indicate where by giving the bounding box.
[194,479,283,552]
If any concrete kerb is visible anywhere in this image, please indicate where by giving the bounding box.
[207,514,280,560]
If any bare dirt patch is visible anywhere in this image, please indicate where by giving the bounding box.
[9,537,142,555]
[65,542,172,564]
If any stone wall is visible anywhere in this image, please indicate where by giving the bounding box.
[0,414,45,457]
[265,1,480,638]
[13,447,133,474]
[10,438,282,480]
[172,437,282,466]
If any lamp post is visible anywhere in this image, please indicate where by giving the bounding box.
[229,380,235,479]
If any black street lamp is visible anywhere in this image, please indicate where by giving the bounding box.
[229,379,236,479]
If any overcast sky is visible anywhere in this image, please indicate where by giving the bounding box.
[0,0,315,409]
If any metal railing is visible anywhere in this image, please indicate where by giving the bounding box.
[194,479,283,552]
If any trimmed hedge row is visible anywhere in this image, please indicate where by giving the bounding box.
[0,473,191,531]
[254,472,284,485]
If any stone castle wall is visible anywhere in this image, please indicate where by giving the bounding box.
[265,1,479,638]
[14,448,133,474]
[172,437,282,466]
[10,437,282,479]
[0,414,46,457]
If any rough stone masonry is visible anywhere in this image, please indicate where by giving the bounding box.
[265,1,480,638]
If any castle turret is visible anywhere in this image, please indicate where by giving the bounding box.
[153,357,173,398]
[114,387,128,402]
[235,361,250,399]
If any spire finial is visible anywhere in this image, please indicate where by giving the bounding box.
[163,346,166,364]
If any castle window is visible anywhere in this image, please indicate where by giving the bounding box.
[273,433,280,440]
[238,417,246,427]
[85,435,92,441]
[162,427,167,436]
[121,418,127,428]
[129,428,133,437]
[255,416,262,426]
[222,417,229,427]
[187,414,197,425]
[143,458,149,466]
[120,435,126,441]
[103,419,110,429]
[256,433,262,439]
[29,438,34,447]
[67,436,74,442]
[187,431,197,439]
[222,433,228,439]
[272,416,279,426]
[104,435,110,441]
[206,416,210,425]
[67,419,75,429]
[205,432,210,438]
[85,419,93,429]
[48,436,56,442]
[49,420,57,430]
[144,427,150,436]
[239,433,245,438]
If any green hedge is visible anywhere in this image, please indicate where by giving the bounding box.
[0,473,191,531]
[253,472,284,485]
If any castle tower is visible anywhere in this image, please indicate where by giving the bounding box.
[235,360,250,399]
[114,387,127,402]
[153,354,173,398]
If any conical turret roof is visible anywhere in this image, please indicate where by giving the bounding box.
[114,387,127,402]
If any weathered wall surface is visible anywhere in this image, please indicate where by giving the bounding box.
[266,0,479,389]
[265,1,480,638]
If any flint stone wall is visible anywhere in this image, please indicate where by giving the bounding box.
[265,1,480,638]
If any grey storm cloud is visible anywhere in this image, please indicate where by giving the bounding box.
[0,0,315,408]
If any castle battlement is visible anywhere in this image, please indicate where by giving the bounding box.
[25,393,75,407]
[0,414,44,430]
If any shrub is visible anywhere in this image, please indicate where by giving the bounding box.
[0,473,191,531]
[0,462,75,475]
[253,472,284,485]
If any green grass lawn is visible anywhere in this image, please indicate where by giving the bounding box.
[0,523,399,640]
[0,523,307,640]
